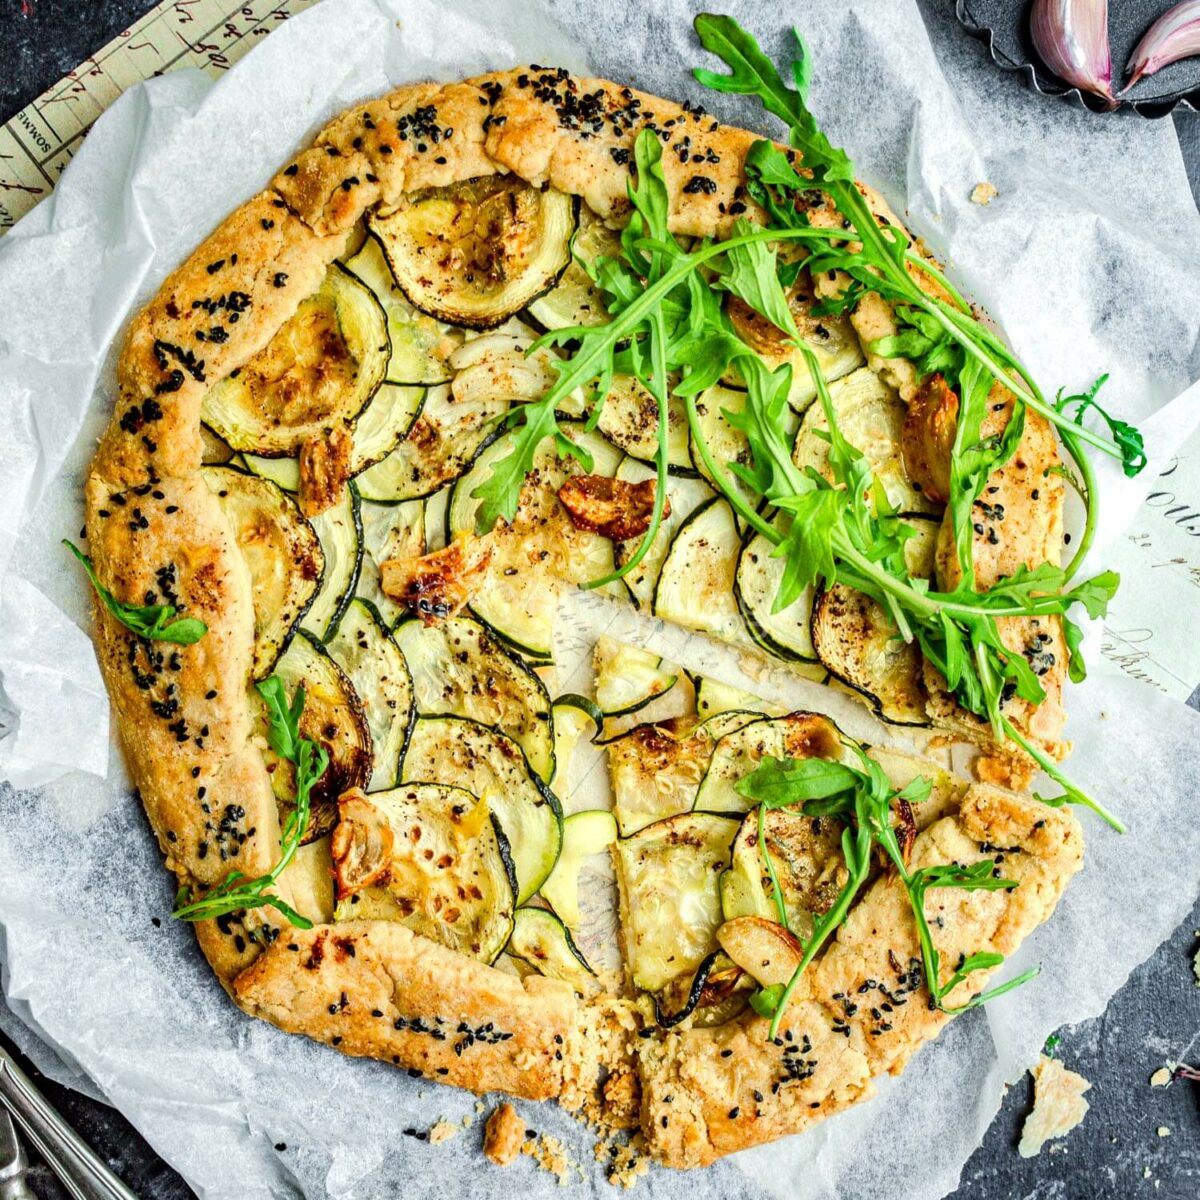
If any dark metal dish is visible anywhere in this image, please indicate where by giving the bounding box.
[956,0,1200,116]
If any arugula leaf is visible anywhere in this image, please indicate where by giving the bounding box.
[173,676,329,927]
[64,540,207,645]
[1056,374,1147,478]
[710,217,799,338]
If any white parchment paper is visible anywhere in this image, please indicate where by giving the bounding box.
[2,1,1200,1198]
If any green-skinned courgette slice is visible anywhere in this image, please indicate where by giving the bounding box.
[448,421,622,660]
[508,906,595,991]
[343,234,453,384]
[735,527,818,664]
[357,497,426,627]
[525,206,620,331]
[201,263,389,455]
[792,366,940,515]
[653,498,754,650]
[240,453,300,493]
[259,631,372,843]
[332,784,515,963]
[810,515,939,727]
[721,808,847,939]
[612,461,714,610]
[300,483,362,642]
[369,176,577,329]
[595,375,694,474]
[692,712,844,815]
[354,383,505,503]
[688,384,799,518]
[695,677,775,721]
[395,615,555,783]
[537,809,617,929]
[614,811,740,994]
[202,465,322,679]
[594,642,678,718]
[325,599,414,791]
[401,716,563,905]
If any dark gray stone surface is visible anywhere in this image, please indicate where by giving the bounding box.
[0,2,1196,1198]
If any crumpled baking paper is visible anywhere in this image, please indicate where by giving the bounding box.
[1,1,1199,1198]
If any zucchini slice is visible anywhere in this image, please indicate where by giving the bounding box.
[612,462,715,609]
[201,263,389,454]
[259,631,372,843]
[792,366,940,515]
[357,497,426,627]
[332,785,515,963]
[325,599,414,791]
[300,483,362,642]
[448,422,623,660]
[369,176,577,329]
[594,642,678,718]
[653,949,751,1029]
[241,453,300,493]
[538,809,618,928]
[614,811,740,994]
[526,206,621,331]
[508,906,595,991]
[347,382,427,475]
[202,465,322,679]
[606,721,713,836]
[595,376,694,474]
[394,615,555,783]
[353,383,505,503]
[343,234,453,384]
[810,515,939,727]
[689,384,799,516]
[695,677,774,721]
[735,528,817,663]
[693,712,843,815]
[549,695,602,795]
[401,716,563,905]
[652,498,753,650]
[721,809,847,938]
[721,277,864,412]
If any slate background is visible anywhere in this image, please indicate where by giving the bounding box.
[0,1,1197,1197]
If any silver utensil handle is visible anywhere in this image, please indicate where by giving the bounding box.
[0,1052,139,1200]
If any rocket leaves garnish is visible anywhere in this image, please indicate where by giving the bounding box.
[64,540,208,645]
[173,677,328,929]
[467,12,1129,1028]
[736,746,1040,1035]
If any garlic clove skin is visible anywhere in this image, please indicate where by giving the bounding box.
[1029,0,1118,109]
[1124,1,1200,91]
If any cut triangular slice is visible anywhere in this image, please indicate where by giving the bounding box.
[595,639,1083,1168]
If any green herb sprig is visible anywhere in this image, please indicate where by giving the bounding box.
[736,749,1040,1037]
[64,540,207,645]
[692,11,1144,583]
[172,676,327,928]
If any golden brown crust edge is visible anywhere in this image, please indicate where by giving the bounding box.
[83,67,1070,1130]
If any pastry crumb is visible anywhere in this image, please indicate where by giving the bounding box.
[521,1132,576,1185]
[1157,1125,1171,1137]
[428,1119,458,1145]
[970,181,998,206]
[606,1138,649,1188]
[1019,1055,1091,1158]
[1193,945,1199,984]
[1149,1066,1173,1087]
[483,1103,525,1167]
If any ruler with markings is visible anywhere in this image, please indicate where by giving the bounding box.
[0,0,320,231]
